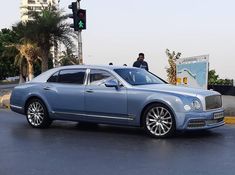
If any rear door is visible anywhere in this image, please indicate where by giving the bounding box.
[44,68,86,119]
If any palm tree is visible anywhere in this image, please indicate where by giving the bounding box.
[25,5,76,72]
[165,49,181,85]
[15,41,40,80]
[14,53,27,83]
[6,40,40,81]
[59,49,79,66]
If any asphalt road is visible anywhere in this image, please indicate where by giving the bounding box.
[1,109,235,175]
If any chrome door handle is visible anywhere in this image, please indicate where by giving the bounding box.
[43,87,52,90]
[86,89,94,93]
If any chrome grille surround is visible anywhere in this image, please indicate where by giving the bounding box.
[205,95,222,110]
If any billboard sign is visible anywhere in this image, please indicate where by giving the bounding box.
[176,55,209,89]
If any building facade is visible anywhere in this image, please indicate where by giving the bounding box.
[20,0,60,22]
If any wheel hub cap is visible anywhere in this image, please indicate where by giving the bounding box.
[146,107,173,136]
[27,102,44,126]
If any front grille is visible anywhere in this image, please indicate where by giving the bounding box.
[206,118,224,125]
[187,118,224,129]
[205,95,222,110]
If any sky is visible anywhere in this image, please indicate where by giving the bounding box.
[0,0,235,80]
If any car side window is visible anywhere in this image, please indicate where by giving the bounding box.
[47,71,59,83]
[89,69,116,86]
[58,69,86,85]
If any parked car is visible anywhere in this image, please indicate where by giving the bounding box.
[10,65,224,138]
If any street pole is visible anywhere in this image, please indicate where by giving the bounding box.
[77,0,83,64]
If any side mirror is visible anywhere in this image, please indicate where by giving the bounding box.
[105,79,119,88]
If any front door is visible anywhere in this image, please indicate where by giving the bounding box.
[84,69,128,123]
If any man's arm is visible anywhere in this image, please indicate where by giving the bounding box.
[145,62,149,71]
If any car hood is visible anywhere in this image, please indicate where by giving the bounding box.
[134,84,219,97]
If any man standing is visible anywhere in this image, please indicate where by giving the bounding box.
[133,53,149,71]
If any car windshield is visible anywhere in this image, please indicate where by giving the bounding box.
[114,68,165,86]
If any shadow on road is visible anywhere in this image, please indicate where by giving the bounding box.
[43,120,224,140]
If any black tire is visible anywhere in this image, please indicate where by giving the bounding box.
[142,103,176,138]
[25,98,52,128]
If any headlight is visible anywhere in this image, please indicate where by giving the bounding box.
[191,100,201,110]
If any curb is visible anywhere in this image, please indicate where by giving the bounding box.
[224,117,235,124]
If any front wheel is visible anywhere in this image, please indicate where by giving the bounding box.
[26,99,52,128]
[143,103,176,138]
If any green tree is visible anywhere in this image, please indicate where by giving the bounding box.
[165,49,181,85]
[0,28,19,80]
[208,70,233,86]
[208,70,219,85]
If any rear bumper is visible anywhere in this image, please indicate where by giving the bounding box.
[10,105,25,115]
[178,109,225,130]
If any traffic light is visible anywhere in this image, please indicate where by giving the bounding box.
[77,9,86,30]
[68,2,79,31]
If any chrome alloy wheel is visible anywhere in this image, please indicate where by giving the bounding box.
[146,107,173,136]
[27,101,45,126]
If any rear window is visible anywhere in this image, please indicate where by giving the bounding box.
[58,69,86,84]
[47,71,59,83]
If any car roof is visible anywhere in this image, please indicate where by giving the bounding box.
[51,65,135,70]
[30,65,138,83]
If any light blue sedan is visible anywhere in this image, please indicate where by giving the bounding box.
[10,65,224,138]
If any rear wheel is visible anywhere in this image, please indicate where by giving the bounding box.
[143,103,176,138]
[26,99,52,128]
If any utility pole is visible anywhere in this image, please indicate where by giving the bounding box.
[77,0,83,64]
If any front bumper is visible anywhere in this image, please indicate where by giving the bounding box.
[178,109,225,130]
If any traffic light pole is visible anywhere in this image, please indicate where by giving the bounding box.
[77,0,83,64]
